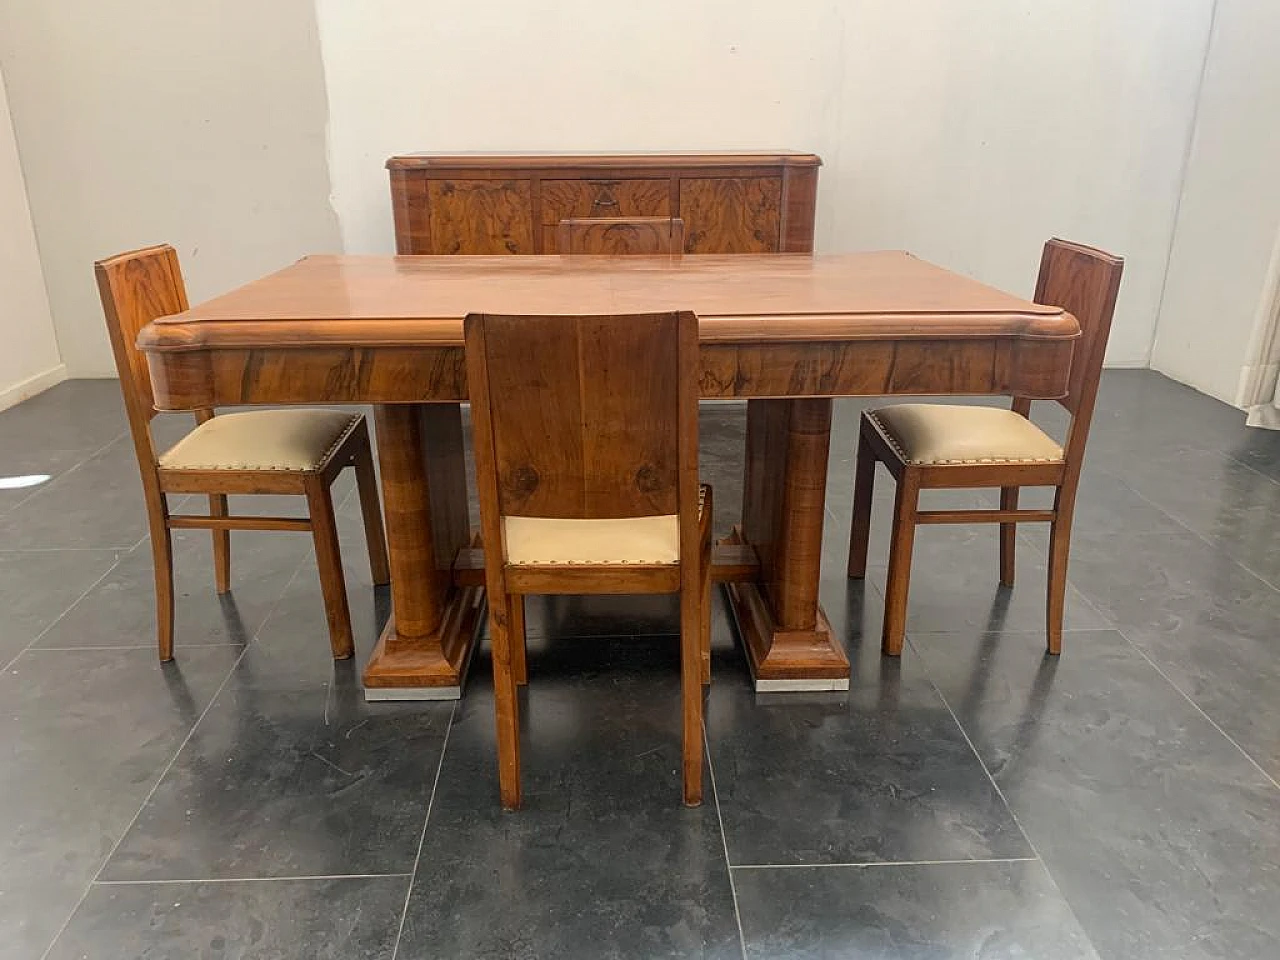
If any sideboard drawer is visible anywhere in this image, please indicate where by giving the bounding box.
[540,179,670,251]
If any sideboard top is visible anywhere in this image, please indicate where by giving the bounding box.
[386,151,823,171]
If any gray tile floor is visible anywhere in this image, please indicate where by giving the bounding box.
[1,372,1278,959]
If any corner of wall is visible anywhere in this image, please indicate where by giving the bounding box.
[0,60,65,404]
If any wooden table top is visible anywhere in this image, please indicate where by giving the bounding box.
[141,252,1076,352]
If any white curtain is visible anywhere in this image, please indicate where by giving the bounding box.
[1239,229,1280,429]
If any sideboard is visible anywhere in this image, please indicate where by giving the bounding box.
[386,151,822,256]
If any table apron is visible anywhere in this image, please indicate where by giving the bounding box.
[144,337,1073,410]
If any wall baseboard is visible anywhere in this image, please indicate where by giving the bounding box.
[0,364,68,413]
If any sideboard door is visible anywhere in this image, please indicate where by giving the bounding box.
[679,177,783,253]
[426,180,535,255]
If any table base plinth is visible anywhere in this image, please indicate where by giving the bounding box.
[724,580,850,692]
[361,584,485,701]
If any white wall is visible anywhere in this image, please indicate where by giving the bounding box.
[0,67,62,409]
[0,1,1221,378]
[317,0,1215,366]
[1152,0,1280,404]
[0,0,341,378]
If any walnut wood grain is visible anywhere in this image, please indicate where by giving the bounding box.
[426,180,535,255]
[734,399,849,684]
[541,180,671,251]
[556,217,684,256]
[680,178,782,253]
[363,403,480,693]
[477,313,685,519]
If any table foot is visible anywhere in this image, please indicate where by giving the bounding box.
[362,584,485,701]
[724,580,850,692]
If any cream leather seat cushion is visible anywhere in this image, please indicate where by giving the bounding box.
[869,403,1063,465]
[503,486,708,565]
[158,409,360,472]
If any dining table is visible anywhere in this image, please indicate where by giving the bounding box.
[137,251,1080,700]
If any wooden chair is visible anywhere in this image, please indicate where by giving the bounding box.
[557,217,685,255]
[464,310,710,809]
[95,245,390,662]
[847,239,1124,656]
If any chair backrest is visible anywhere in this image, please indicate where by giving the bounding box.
[1034,239,1123,417]
[557,217,685,256]
[1030,239,1123,463]
[464,311,699,523]
[94,244,195,470]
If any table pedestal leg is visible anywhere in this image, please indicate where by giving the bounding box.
[724,398,850,691]
[362,403,483,701]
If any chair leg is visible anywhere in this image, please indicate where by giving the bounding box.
[699,485,713,685]
[882,471,920,657]
[998,486,1018,587]
[680,573,704,807]
[150,517,176,662]
[304,478,354,660]
[1046,499,1074,656]
[209,494,231,594]
[509,594,528,685]
[699,550,712,685]
[847,426,877,578]
[353,439,390,586]
[490,594,523,809]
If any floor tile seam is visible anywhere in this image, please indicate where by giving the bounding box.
[36,641,253,960]
[37,552,314,960]
[1063,570,1280,790]
[0,547,141,554]
[1,532,146,674]
[231,532,334,654]
[1100,468,1280,594]
[729,857,1040,870]
[898,626,1107,637]
[91,873,413,886]
[519,630,662,641]
[27,643,245,652]
[389,701,457,960]
[1220,447,1280,491]
[3,542,146,553]
[856,537,1111,627]
[904,633,1103,956]
[1111,626,1280,796]
[1,428,129,515]
[704,721,749,960]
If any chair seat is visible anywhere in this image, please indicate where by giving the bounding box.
[158,409,360,472]
[868,404,1063,465]
[503,485,708,565]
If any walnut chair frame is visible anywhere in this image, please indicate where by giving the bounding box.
[465,310,709,810]
[95,245,389,662]
[847,239,1124,656]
